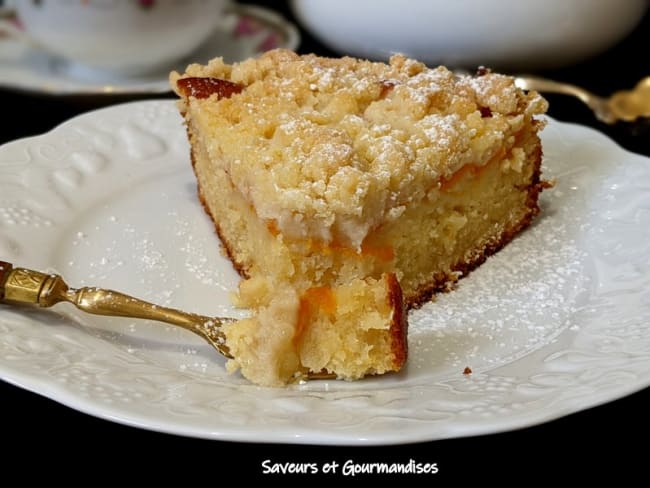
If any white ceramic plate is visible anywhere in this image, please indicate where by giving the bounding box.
[1,101,649,445]
[0,5,299,95]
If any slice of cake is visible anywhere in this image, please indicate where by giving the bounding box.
[171,49,548,386]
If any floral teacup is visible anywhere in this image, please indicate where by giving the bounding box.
[2,0,229,75]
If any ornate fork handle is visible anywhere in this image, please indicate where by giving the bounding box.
[0,261,233,357]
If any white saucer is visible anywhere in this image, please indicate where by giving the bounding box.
[0,5,300,96]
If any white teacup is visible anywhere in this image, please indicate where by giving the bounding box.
[2,0,229,75]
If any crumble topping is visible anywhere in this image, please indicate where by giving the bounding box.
[173,49,547,249]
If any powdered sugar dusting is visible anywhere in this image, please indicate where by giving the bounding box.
[419,113,460,148]
[459,72,520,113]
[408,141,597,380]
[55,168,243,332]
[410,219,587,378]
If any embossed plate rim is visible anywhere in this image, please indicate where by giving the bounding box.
[1,100,649,445]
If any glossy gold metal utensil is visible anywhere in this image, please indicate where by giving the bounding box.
[0,260,233,357]
[515,76,650,124]
[0,260,337,381]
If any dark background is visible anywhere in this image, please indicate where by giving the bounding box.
[1,1,648,482]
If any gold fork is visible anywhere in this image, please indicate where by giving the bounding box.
[0,260,234,357]
[0,260,337,381]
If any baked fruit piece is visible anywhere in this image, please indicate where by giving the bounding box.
[171,49,548,386]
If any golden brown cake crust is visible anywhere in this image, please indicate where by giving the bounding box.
[195,168,251,279]
[386,272,408,369]
[185,123,251,278]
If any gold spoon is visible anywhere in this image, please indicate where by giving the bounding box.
[0,260,335,380]
[515,76,650,124]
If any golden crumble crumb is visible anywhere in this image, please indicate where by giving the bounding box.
[172,49,547,250]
